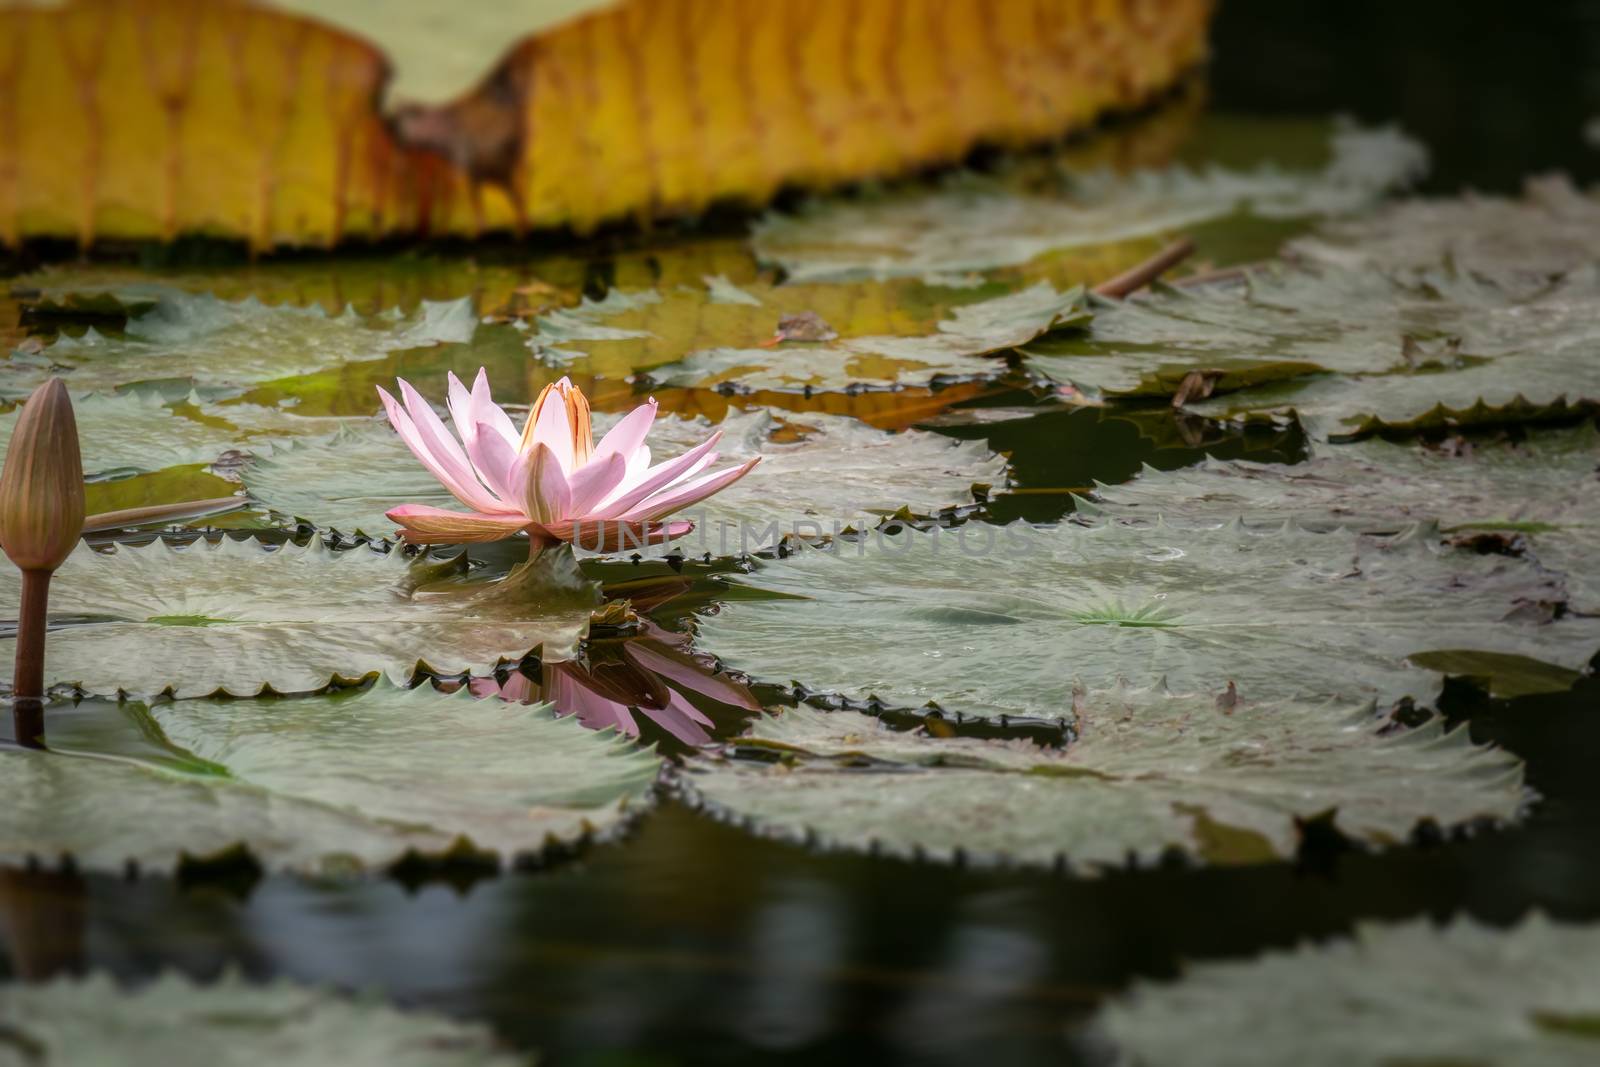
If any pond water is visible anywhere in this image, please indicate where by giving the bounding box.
[3,3,1600,1064]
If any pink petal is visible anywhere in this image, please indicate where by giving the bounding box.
[624,456,761,522]
[523,442,572,525]
[566,452,630,516]
[593,399,658,464]
[378,387,503,513]
[545,666,639,736]
[469,418,526,502]
[396,378,516,512]
[530,385,575,473]
[638,691,715,746]
[385,504,530,544]
[593,431,724,519]
[469,368,521,450]
[623,640,762,711]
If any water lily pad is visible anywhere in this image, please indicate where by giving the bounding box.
[1092,915,1600,1067]
[1172,268,1600,437]
[676,691,1521,869]
[4,290,478,395]
[0,538,598,697]
[1,684,655,875]
[0,390,236,477]
[1081,424,1600,617]
[645,284,1087,393]
[0,972,529,1065]
[1024,265,1600,404]
[752,122,1425,282]
[242,409,1007,544]
[528,273,1035,382]
[1289,175,1600,292]
[693,522,1600,719]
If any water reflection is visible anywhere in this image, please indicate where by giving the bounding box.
[0,868,85,980]
[467,621,761,750]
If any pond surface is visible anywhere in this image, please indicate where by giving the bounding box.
[3,3,1600,1064]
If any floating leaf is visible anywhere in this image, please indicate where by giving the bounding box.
[676,692,1521,869]
[0,0,1210,246]
[1081,423,1600,618]
[528,275,995,381]
[0,390,234,477]
[0,972,530,1065]
[4,291,478,394]
[243,409,1007,543]
[1092,915,1600,1067]
[694,522,1600,719]
[1171,269,1600,437]
[0,538,598,698]
[1289,175,1600,292]
[752,122,1425,282]
[1024,265,1600,404]
[1,683,655,876]
[645,284,1087,393]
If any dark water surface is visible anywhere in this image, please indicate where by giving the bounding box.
[4,4,1600,1064]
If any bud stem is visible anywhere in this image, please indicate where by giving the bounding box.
[13,569,51,702]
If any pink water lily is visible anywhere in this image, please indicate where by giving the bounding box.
[378,370,758,551]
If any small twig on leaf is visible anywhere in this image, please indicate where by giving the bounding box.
[1092,237,1196,299]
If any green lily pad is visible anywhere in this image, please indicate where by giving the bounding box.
[1080,423,1600,618]
[1024,265,1600,403]
[4,290,478,395]
[751,122,1425,282]
[645,283,1087,393]
[693,522,1600,719]
[0,972,530,1065]
[241,409,1007,544]
[1289,175,1600,292]
[676,691,1521,869]
[525,274,991,381]
[0,390,237,477]
[0,682,654,874]
[1174,268,1600,437]
[1092,915,1600,1067]
[0,538,598,697]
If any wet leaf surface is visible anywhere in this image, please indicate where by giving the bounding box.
[1092,915,1600,1067]
[694,523,1600,719]
[752,122,1424,282]
[1289,175,1600,290]
[3,291,479,396]
[0,971,531,1065]
[1025,265,1600,409]
[0,539,598,697]
[644,284,1087,393]
[677,690,1522,869]
[0,682,655,875]
[1081,422,1600,617]
[0,391,239,477]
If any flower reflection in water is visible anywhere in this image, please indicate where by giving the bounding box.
[470,621,761,750]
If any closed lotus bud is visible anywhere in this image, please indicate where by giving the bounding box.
[0,379,85,572]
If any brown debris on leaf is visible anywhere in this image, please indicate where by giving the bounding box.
[1171,369,1224,409]
[761,311,839,347]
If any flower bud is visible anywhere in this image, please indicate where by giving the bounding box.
[0,379,85,572]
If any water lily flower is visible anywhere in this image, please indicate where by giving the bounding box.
[378,371,757,551]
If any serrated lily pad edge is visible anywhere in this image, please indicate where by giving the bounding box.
[663,704,1526,875]
[4,683,667,878]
